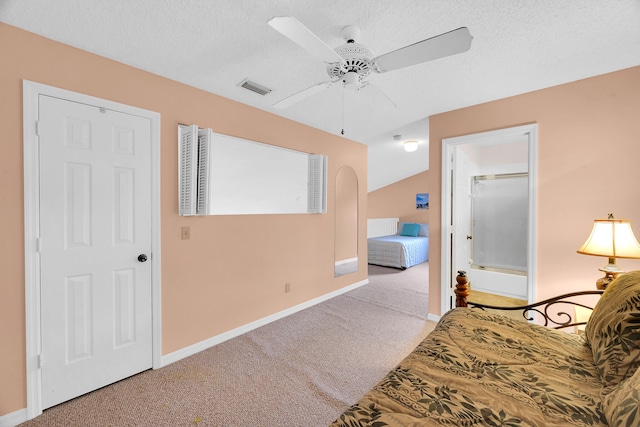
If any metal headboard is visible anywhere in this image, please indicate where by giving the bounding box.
[467,290,604,329]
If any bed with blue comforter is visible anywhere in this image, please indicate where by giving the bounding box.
[367,222,429,269]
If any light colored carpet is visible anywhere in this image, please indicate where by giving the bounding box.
[346,262,429,318]
[21,263,435,427]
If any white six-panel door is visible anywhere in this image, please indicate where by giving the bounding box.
[451,147,472,309]
[38,95,153,409]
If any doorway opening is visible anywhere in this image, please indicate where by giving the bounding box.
[440,124,538,315]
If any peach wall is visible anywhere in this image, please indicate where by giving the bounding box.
[368,171,430,224]
[0,23,368,416]
[428,66,640,315]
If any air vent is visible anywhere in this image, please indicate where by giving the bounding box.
[238,78,272,96]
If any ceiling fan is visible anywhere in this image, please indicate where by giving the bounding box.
[268,16,473,109]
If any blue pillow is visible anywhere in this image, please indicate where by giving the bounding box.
[400,223,421,237]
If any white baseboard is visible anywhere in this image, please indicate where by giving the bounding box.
[334,257,358,266]
[0,408,27,427]
[427,313,441,322]
[160,279,370,367]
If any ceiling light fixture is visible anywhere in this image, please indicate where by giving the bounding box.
[403,139,418,152]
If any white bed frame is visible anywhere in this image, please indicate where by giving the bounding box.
[367,217,399,238]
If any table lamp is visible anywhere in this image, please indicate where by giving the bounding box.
[577,214,640,289]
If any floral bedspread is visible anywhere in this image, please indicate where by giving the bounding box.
[331,308,607,426]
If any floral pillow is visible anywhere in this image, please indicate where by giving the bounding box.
[603,366,640,426]
[584,270,640,395]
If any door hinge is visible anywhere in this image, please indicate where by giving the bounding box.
[37,354,43,369]
[35,120,40,136]
[36,237,42,253]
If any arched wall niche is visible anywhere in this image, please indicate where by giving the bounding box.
[334,166,358,276]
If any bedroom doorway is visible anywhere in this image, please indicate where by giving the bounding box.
[440,124,538,314]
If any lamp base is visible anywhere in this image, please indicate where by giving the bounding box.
[596,273,617,290]
[596,260,624,290]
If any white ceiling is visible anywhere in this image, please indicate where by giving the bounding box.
[2,1,640,191]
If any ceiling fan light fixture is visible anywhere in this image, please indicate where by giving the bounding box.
[342,71,360,88]
[403,139,419,152]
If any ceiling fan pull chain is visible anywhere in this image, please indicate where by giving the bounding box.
[341,85,345,135]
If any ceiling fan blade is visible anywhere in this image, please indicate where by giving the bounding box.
[273,81,336,109]
[372,27,473,73]
[268,16,343,64]
[359,82,397,108]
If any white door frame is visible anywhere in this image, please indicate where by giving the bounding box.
[440,124,538,315]
[23,81,162,419]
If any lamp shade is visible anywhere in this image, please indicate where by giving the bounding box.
[577,218,640,258]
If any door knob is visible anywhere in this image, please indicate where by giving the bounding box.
[138,254,148,263]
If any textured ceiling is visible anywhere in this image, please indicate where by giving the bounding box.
[2,1,640,191]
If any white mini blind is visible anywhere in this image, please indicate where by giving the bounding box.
[178,125,199,215]
[307,154,327,213]
[179,124,212,216]
[196,128,213,215]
